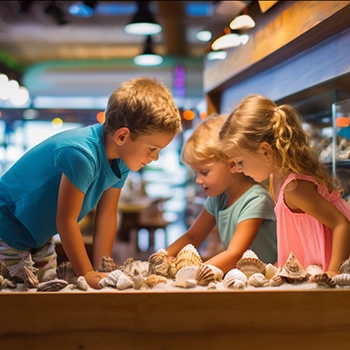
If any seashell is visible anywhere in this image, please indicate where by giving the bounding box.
[269,274,284,287]
[232,280,246,290]
[56,261,78,284]
[148,249,176,278]
[338,258,350,274]
[207,282,217,290]
[265,263,279,280]
[119,257,149,278]
[0,262,12,280]
[37,279,68,292]
[306,264,324,276]
[130,269,144,290]
[76,276,89,291]
[143,274,168,288]
[173,265,199,288]
[310,273,337,288]
[278,252,309,283]
[23,265,39,288]
[0,275,3,284]
[116,273,135,290]
[8,255,38,280]
[174,244,202,272]
[98,269,124,288]
[195,264,224,286]
[247,273,269,287]
[40,268,58,282]
[223,268,247,289]
[333,273,350,286]
[1,278,17,289]
[98,255,118,272]
[236,250,266,278]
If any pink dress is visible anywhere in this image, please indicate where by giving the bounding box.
[274,173,350,270]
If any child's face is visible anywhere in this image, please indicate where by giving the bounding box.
[229,150,273,183]
[120,132,175,172]
[190,160,235,197]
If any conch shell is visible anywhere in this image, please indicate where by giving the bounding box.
[98,255,118,272]
[278,252,309,283]
[236,250,266,278]
[148,249,177,278]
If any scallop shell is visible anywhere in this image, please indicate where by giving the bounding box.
[148,249,176,278]
[195,264,224,286]
[98,269,124,288]
[236,250,266,278]
[333,273,350,286]
[278,252,309,283]
[247,273,269,287]
[338,258,350,274]
[223,268,247,289]
[265,263,279,280]
[119,257,149,278]
[98,255,118,272]
[23,265,39,289]
[37,279,68,292]
[116,273,135,290]
[174,244,202,272]
[310,273,337,288]
[173,265,198,288]
[143,274,168,288]
[56,261,78,284]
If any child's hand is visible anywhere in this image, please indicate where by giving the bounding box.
[84,270,109,289]
[325,270,338,277]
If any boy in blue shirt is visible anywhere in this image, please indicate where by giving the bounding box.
[0,77,182,289]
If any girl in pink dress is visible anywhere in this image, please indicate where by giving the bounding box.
[219,94,350,276]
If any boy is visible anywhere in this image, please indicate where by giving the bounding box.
[0,77,182,289]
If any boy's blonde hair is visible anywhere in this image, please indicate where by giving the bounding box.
[104,77,182,139]
[182,114,231,165]
[219,94,340,193]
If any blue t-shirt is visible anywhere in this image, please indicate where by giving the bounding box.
[204,184,277,264]
[0,123,129,250]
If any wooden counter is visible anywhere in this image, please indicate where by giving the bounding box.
[1,289,350,349]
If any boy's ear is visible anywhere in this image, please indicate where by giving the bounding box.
[258,142,273,159]
[113,127,130,145]
[229,160,237,173]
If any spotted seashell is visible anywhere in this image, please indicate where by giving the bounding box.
[0,262,12,280]
[98,255,118,272]
[338,258,350,274]
[173,265,198,288]
[116,273,135,290]
[119,257,149,278]
[236,250,266,278]
[310,273,337,288]
[333,273,350,286]
[76,276,89,291]
[265,263,279,280]
[174,244,202,272]
[143,274,168,288]
[278,252,308,283]
[306,264,324,277]
[23,265,39,288]
[247,273,269,287]
[98,269,124,288]
[40,268,58,282]
[37,279,68,292]
[148,249,176,278]
[223,268,247,289]
[269,274,284,287]
[56,261,78,284]
[195,264,224,286]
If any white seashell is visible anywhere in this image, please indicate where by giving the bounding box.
[40,268,58,282]
[8,255,38,280]
[241,249,259,259]
[173,266,198,288]
[76,276,89,291]
[130,270,144,290]
[265,263,279,280]
[233,280,246,290]
[248,273,269,287]
[98,269,123,288]
[207,282,217,290]
[223,268,247,289]
[116,273,135,290]
[333,273,350,286]
[119,257,149,278]
[306,264,324,276]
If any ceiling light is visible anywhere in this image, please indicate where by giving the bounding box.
[211,28,241,51]
[196,30,212,42]
[207,50,227,60]
[134,36,163,66]
[69,1,98,17]
[230,14,255,30]
[125,1,162,35]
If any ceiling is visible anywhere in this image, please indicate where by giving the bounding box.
[0,0,251,113]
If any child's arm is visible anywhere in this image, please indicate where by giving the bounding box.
[285,179,350,276]
[92,187,121,269]
[56,174,109,289]
[166,207,216,258]
[205,218,264,273]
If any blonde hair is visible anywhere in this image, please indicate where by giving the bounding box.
[182,114,231,165]
[219,94,340,193]
[104,77,182,139]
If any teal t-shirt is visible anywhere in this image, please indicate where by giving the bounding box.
[204,184,277,264]
[0,123,129,250]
